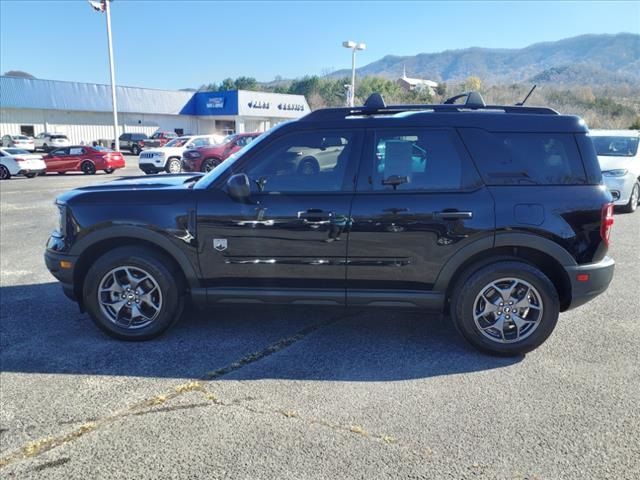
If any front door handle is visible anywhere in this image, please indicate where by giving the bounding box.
[434,210,473,220]
[298,209,333,225]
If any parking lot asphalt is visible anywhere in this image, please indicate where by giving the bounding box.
[1,157,639,479]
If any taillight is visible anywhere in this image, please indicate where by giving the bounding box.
[600,203,614,247]
[139,140,144,147]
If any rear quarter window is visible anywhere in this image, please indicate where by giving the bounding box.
[459,128,587,185]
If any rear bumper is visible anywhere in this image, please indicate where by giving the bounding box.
[44,247,78,302]
[565,256,615,310]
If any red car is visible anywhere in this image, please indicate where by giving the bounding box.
[43,146,125,175]
[181,132,260,172]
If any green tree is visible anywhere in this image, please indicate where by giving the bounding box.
[219,78,236,91]
[463,76,482,91]
[630,117,640,130]
[234,76,258,90]
[435,82,447,97]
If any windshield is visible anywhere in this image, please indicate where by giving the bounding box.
[165,137,191,147]
[14,135,30,140]
[592,136,639,157]
[194,124,289,190]
[221,134,238,145]
[50,135,68,140]
[5,148,30,154]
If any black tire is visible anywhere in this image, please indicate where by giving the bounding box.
[165,157,182,174]
[81,161,96,175]
[450,261,559,356]
[621,182,639,214]
[104,168,114,174]
[25,172,37,178]
[0,165,11,180]
[201,158,219,173]
[83,246,185,340]
[297,157,320,175]
[43,143,48,152]
[131,145,140,156]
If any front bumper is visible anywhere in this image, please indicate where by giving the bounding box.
[603,174,636,205]
[45,239,78,302]
[565,256,615,310]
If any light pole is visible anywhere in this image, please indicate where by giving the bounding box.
[342,40,366,107]
[89,0,120,151]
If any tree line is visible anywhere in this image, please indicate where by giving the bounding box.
[199,75,640,129]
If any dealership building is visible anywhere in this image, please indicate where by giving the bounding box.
[0,76,310,143]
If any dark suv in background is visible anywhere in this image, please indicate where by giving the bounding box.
[118,133,148,155]
[45,92,615,355]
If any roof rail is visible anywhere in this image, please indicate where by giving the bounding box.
[301,92,559,122]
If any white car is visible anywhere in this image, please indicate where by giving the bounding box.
[0,148,47,180]
[591,130,640,213]
[34,132,71,152]
[1,134,36,151]
[138,135,217,174]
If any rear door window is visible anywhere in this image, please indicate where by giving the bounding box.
[365,128,480,192]
[459,129,587,185]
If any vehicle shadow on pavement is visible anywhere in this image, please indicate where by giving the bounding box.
[0,282,522,381]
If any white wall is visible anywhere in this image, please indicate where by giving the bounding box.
[0,108,195,144]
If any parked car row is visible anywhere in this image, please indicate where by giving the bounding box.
[136,132,261,174]
[0,145,125,179]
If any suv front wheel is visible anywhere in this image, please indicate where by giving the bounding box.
[83,246,184,340]
[451,261,559,356]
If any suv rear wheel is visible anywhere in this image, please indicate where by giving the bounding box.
[451,261,559,356]
[131,144,141,156]
[83,246,184,340]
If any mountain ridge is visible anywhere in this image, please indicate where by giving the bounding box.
[327,33,640,85]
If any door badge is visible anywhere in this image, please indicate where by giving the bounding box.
[213,239,228,251]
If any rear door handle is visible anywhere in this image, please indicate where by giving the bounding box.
[434,210,473,220]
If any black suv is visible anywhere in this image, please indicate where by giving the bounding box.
[45,92,615,355]
[118,133,148,155]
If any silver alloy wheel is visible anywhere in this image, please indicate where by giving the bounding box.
[473,277,544,343]
[168,159,182,173]
[98,266,163,329]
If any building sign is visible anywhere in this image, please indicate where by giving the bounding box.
[206,97,225,109]
[278,103,305,112]
[248,100,270,109]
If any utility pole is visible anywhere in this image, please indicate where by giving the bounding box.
[89,0,120,151]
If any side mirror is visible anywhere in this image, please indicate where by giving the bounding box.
[226,173,251,202]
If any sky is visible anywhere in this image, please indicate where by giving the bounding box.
[1,0,639,90]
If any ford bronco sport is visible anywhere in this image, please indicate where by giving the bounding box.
[45,92,615,355]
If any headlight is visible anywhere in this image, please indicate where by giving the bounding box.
[602,169,628,177]
[56,202,67,236]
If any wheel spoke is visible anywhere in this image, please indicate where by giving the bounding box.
[104,298,127,316]
[484,315,505,339]
[493,281,517,302]
[511,313,533,338]
[124,268,148,289]
[474,294,498,319]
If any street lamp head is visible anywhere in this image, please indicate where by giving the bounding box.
[342,40,356,49]
[87,0,105,12]
[356,43,366,51]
